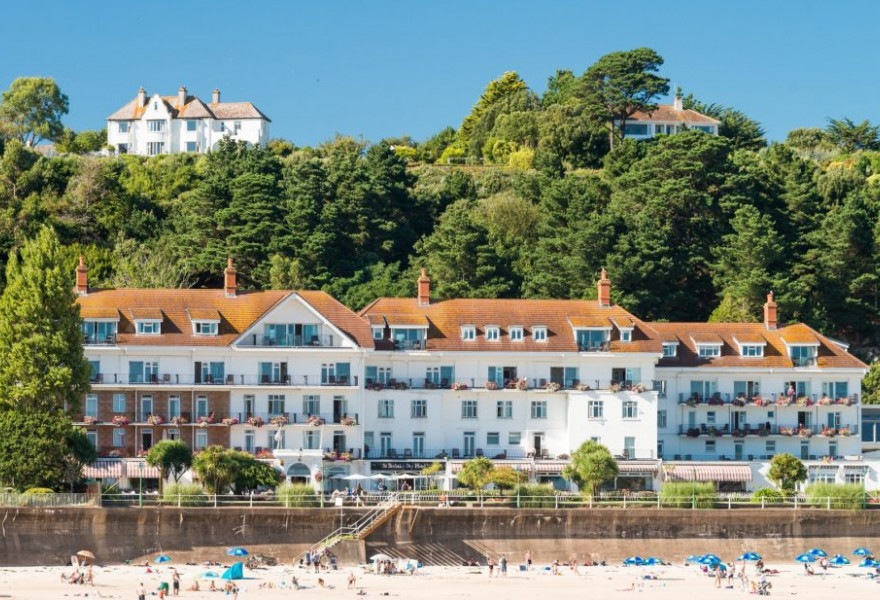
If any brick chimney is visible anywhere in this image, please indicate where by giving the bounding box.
[75,256,88,296]
[224,258,237,297]
[417,268,430,306]
[764,292,777,330]
[212,88,220,104]
[137,86,146,107]
[598,268,611,308]
[177,86,187,108]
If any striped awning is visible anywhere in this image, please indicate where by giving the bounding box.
[449,460,533,474]
[809,464,839,470]
[664,464,752,482]
[534,461,567,474]
[125,461,161,479]
[617,462,660,475]
[83,461,123,479]
[843,464,868,472]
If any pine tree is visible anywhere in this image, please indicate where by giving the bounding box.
[0,226,90,413]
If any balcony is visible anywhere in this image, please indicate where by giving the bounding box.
[364,377,657,393]
[578,342,611,353]
[678,423,858,437]
[678,393,859,407]
[392,339,426,351]
[89,373,359,387]
[792,357,818,367]
[242,333,340,348]
[233,412,360,426]
[84,334,116,346]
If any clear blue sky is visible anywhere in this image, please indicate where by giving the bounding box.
[2,1,879,146]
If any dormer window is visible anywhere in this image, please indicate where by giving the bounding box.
[485,326,500,341]
[193,321,218,336]
[662,342,678,357]
[741,345,763,357]
[136,320,161,335]
[372,327,384,340]
[697,344,721,358]
[790,345,818,367]
[533,327,548,342]
[509,327,524,342]
[461,326,476,341]
[621,330,632,342]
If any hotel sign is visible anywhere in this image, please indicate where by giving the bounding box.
[370,461,435,471]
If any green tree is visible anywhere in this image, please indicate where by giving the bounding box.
[489,466,526,491]
[581,48,669,148]
[562,440,618,497]
[767,453,807,492]
[145,440,193,485]
[0,226,90,413]
[230,451,282,494]
[62,427,98,492]
[682,94,766,151]
[0,77,69,146]
[111,238,193,288]
[0,410,80,490]
[457,457,494,495]
[192,445,240,495]
[55,128,108,154]
[826,117,880,152]
[862,362,880,405]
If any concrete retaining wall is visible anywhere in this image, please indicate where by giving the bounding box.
[2,506,879,566]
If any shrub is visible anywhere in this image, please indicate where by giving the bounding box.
[659,482,715,508]
[805,483,865,510]
[161,483,208,506]
[513,483,557,508]
[23,487,55,494]
[751,487,785,503]
[277,483,319,507]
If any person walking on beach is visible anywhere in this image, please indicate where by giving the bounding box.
[713,564,722,588]
[137,582,146,600]
[171,568,180,596]
[525,550,533,571]
[500,554,508,577]
[488,556,495,577]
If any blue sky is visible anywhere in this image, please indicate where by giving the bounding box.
[2,1,879,146]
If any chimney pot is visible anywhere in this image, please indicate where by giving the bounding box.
[597,268,611,308]
[178,86,187,108]
[673,90,683,111]
[212,88,220,104]
[137,86,146,106]
[764,291,778,330]
[75,256,88,296]
[224,258,237,297]
[417,268,430,306]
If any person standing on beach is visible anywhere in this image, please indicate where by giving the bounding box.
[137,582,146,600]
[525,550,533,571]
[171,568,180,596]
[487,556,495,577]
[500,554,507,577]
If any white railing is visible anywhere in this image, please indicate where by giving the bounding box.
[310,493,401,553]
[0,493,100,507]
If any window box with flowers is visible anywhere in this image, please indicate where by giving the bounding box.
[732,397,746,407]
[796,396,812,407]
[485,381,499,390]
[197,415,215,427]
[340,416,357,426]
[270,415,289,427]
[776,396,792,407]
[753,395,770,406]
[820,426,836,437]
[339,452,353,462]
[307,416,325,427]
[367,382,385,391]
[838,426,852,436]
[247,416,265,428]
[631,383,647,394]
[516,378,529,391]
[112,415,130,427]
[609,382,621,393]
[838,397,855,406]
[255,448,274,459]
[83,415,100,425]
[222,417,239,426]
[706,394,724,406]
[544,381,561,393]
[451,382,469,391]
[799,427,813,438]
[147,415,165,425]
[818,396,834,406]
[778,426,795,436]
[170,416,188,426]
[575,383,591,391]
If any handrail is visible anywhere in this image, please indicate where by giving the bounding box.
[310,493,401,553]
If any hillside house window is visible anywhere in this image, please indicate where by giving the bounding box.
[193,321,217,335]
[118,121,129,133]
[85,394,98,418]
[137,321,161,335]
[657,410,667,428]
[496,400,512,419]
[84,320,116,342]
[622,400,638,420]
[234,121,242,133]
[302,395,320,415]
[411,399,427,418]
[624,123,648,136]
[186,120,197,131]
[532,327,547,342]
[698,344,721,358]
[588,400,603,419]
[113,393,126,412]
[487,432,500,445]
[461,326,476,341]
[219,122,226,132]
[147,120,164,132]
[147,142,164,155]
[508,432,521,445]
[509,326,523,341]
[485,326,500,341]
[461,400,478,419]
[378,399,394,418]
[662,343,677,357]
[268,395,285,416]
[112,429,125,447]
[186,141,198,152]
[741,345,764,357]
[530,401,547,419]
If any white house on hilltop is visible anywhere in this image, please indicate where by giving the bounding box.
[619,94,720,140]
[106,87,270,155]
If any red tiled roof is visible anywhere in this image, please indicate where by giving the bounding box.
[384,314,430,327]
[653,322,866,369]
[296,291,374,348]
[690,332,723,344]
[629,105,720,124]
[732,332,767,344]
[108,93,269,121]
[569,316,611,328]
[359,298,661,353]
[130,308,163,320]
[780,325,819,344]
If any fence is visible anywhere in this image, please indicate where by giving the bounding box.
[0,493,101,507]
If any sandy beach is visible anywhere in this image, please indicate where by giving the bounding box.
[5,560,879,600]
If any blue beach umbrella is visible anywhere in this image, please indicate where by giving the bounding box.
[739,552,762,561]
[644,557,663,566]
[853,548,873,556]
[702,554,722,563]
[795,554,816,563]
[624,557,646,566]
[202,571,219,578]
[808,548,828,558]
[858,559,879,568]
[686,555,703,563]
[699,555,722,566]
[226,547,249,557]
[155,554,172,563]
[829,555,850,566]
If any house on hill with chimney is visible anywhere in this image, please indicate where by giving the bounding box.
[106,86,270,155]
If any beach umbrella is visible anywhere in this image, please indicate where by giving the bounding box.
[370,474,391,479]
[699,556,721,566]
[76,550,96,565]
[370,553,392,562]
[808,548,828,558]
[155,554,172,563]
[702,554,722,563]
[853,548,873,556]
[829,555,850,566]
[343,474,370,481]
[644,557,664,566]
[226,547,249,557]
[858,559,879,568]
[795,554,816,563]
[623,557,645,566]
[739,552,761,561]
[686,555,703,563]
[202,571,219,578]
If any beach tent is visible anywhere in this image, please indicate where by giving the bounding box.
[155,554,172,563]
[221,562,244,580]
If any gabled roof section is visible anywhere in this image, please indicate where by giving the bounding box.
[80,306,119,320]
[691,332,723,344]
[108,92,270,121]
[210,102,270,121]
[385,314,429,327]
[654,322,866,369]
[296,290,374,348]
[187,308,220,321]
[130,308,163,320]
[359,298,661,353]
[629,104,720,124]
[732,332,766,344]
[780,324,819,344]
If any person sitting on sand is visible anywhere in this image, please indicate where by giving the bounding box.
[189,580,200,592]
[318,578,325,588]
[209,580,218,591]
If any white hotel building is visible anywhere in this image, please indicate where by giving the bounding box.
[73,262,875,492]
[106,87,270,155]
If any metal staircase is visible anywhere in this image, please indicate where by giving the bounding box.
[311,493,402,553]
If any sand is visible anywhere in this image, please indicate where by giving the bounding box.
[4,561,879,600]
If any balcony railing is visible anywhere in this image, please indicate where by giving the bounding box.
[90,373,359,387]
[792,357,818,367]
[679,392,859,406]
[392,339,426,351]
[233,412,360,426]
[578,342,611,353]
[84,334,116,346]
[677,423,858,437]
[365,377,656,393]
[242,334,340,348]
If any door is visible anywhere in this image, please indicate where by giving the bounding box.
[623,436,635,458]
[333,431,346,453]
[140,396,153,421]
[463,432,476,457]
[364,431,374,458]
[413,433,425,458]
[798,411,812,429]
[141,428,153,452]
[734,441,744,461]
[533,433,544,457]
[732,411,746,430]
[333,396,347,423]
[380,432,392,457]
